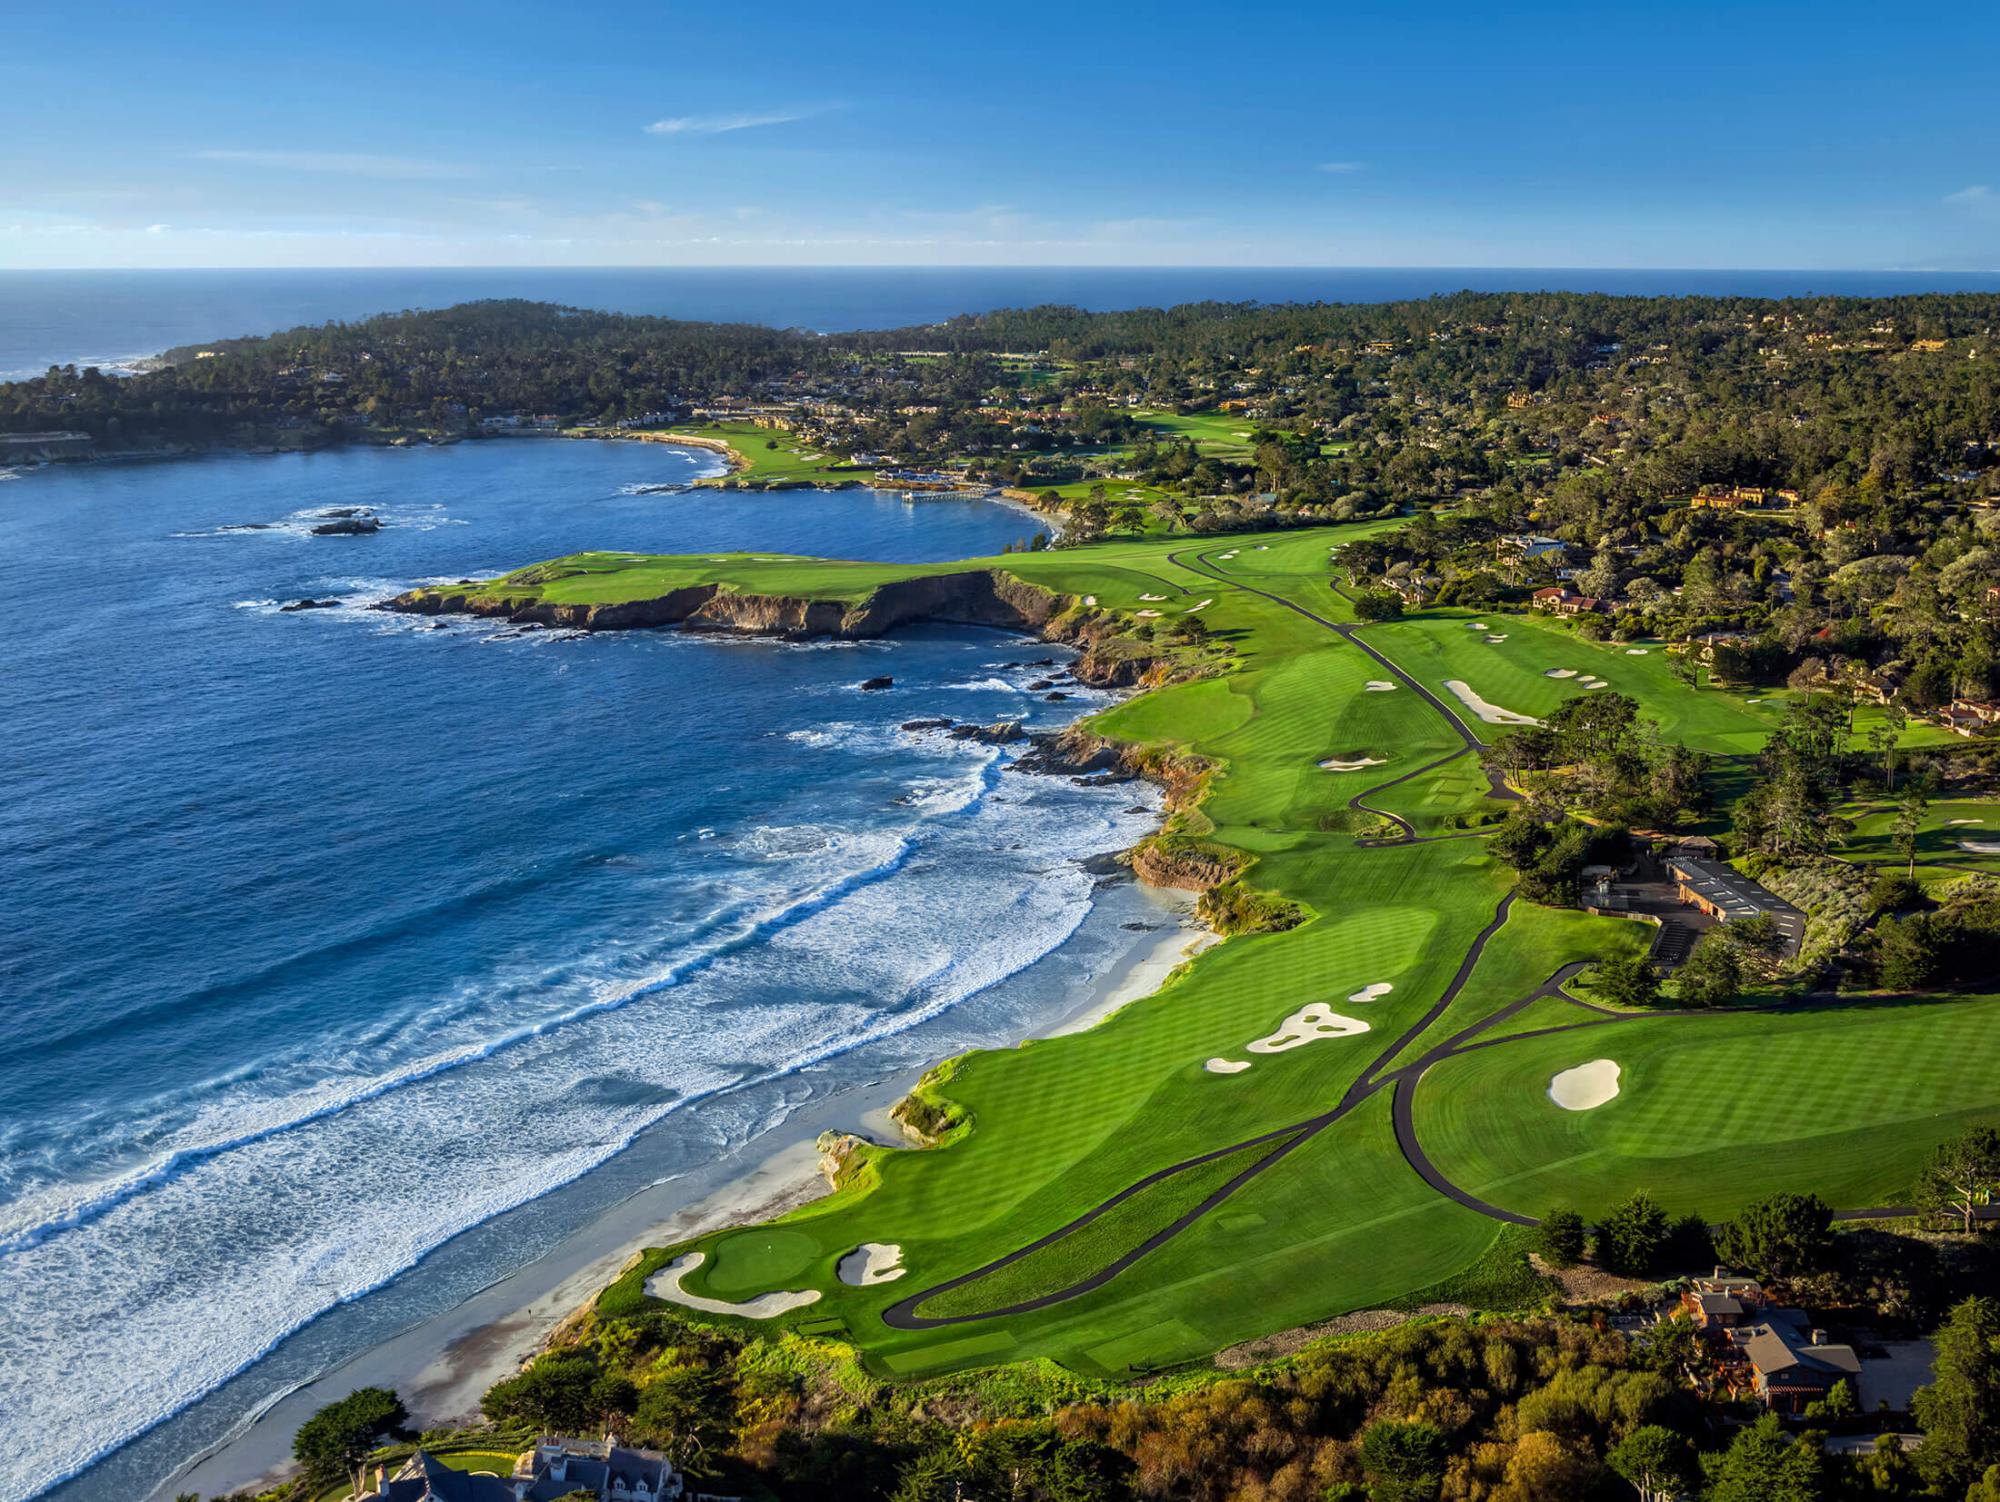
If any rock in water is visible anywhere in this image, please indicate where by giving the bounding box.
[947,719,1023,744]
[310,515,381,536]
[279,598,340,612]
[899,717,955,732]
[859,675,894,691]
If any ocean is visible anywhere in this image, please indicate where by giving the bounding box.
[0,440,1165,1502]
[9,265,2000,381]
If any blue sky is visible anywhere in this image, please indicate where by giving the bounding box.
[4,0,1997,269]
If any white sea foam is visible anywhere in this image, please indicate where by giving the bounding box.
[0,732,1158,1502]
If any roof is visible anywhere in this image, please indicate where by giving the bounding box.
[1665,856,1806,953]
[383,1453,514,1502]
[1693,1292,1745,1316]
[1739,1315,1861,1385]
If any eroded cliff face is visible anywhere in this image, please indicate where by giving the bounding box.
[1129,840,1242,893]
[380,569,1168,688]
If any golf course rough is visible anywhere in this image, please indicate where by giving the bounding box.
[500,524,2000,1382]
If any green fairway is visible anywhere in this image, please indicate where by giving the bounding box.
[418,518,2000,1383]
[649,422,877,485]
[1411,994,2000,1219]
[1842,796,2000,879]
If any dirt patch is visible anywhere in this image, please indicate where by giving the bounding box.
[1214,1303,1474,1368]
[1529,1253,1656,1305]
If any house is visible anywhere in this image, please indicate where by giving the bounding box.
[1664,853,1806,956]
[1681,1273,1765,1331]
[1730,1311,1863,1416]
[1531,587,1609,617]
[1941,698,2000,737]
[1501,533,1568,561]
[364,1437,729,1502]
[1688,486,1767,511]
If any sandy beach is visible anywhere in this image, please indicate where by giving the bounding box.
[159,883,1204,1501]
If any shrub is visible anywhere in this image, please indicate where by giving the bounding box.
[1595,1191,1670,1277]
[1535,1208,1587,1269]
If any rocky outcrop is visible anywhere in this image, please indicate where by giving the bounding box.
[859,675,894,691]
[280,598,341,612]
[814,1130,872,1191]
[383,584,722,631]
[1130,839,1242,893]
[311,514,380,536]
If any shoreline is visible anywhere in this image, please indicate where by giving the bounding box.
[158,883,1206,1501]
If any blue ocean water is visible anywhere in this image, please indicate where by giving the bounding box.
[0,441,1157,1501]
[8,265,2000,380]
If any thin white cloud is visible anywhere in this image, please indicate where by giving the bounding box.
[1944,186,1999,221]
[643,109,819,136]
[1317,161,1365,174]
[193,150,470,180]
[1946,185,1993,204]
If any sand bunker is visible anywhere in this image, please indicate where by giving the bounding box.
[646,1252,822,1318]
[1083,595,1097,606]
[1320,756,1387,772]
[1625,648,1650,655]
[1545,668,1578,679]
[1961,840,2000,855]
[1486,634,1509,642]
[836,1243,906,1286]
[1139,592,1166,601]
[1347,981,1394,1003]
[1468,622,1490,631]
[1186,598,1212,611]
[1444,680,1542,726]
[1136,609,1162,618]
[1247,1003,1371,1053]
[1949,818,1985,826]
[1204,1058,1252,1074]
[1549,1059,1621,1111]
[1364,680,1398,692]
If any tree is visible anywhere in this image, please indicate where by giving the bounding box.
[1876,911,1946,989]
[1352,587,1405,621]
[1894,783,1929,877]
[1916,1127,2000,1235]
[1708,1413,1826,1502]
[1913,1296,2000,1492]
[633,1365,732,1474]
[1535,1208,1587,1269]
[1714,1192,1835,1280]
[1868,705,1908,789]
[482,1351,601,1434]
[1595,1190,1670,1277]
[1671,931,1742,1007]
[1358,1419,1448,1502]
[1591,952,1660,1009]
[1606,1424,1694,1502]
[292,1387,407,1498]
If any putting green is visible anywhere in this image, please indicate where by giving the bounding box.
[1413,995,2000,1219]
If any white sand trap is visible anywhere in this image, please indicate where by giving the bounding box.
[1204,1057,1252,1074]
[1625,648,1650,655]
[1255,544,1269,550]
[1961,840,2000,855]
[1083,595,1097,606]
[1364,680,1398,692]
[1948,818,1985,826]
[1444,680,1542,726]
[1347,981,1394,1003]
[836,1243,906,1286]
[1545,668,1578,679]
[1247,1003,1370,1053]
[1185,598,1212,611]
[1745,698,1763,704]
[646,1252,822,1318]
[1139,592,1166,600]
[1136,609,1162,618]
[1549,1059,1621,1111]
[1319,756,1387,772]
[1468,622,1490,631]
[1486,634,1508,642]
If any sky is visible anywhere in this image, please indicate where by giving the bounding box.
[4,0,1998,271]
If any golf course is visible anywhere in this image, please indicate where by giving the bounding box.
[401,522,2000,1382]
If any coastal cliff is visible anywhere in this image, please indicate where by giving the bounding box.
[382,568,1162,688]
